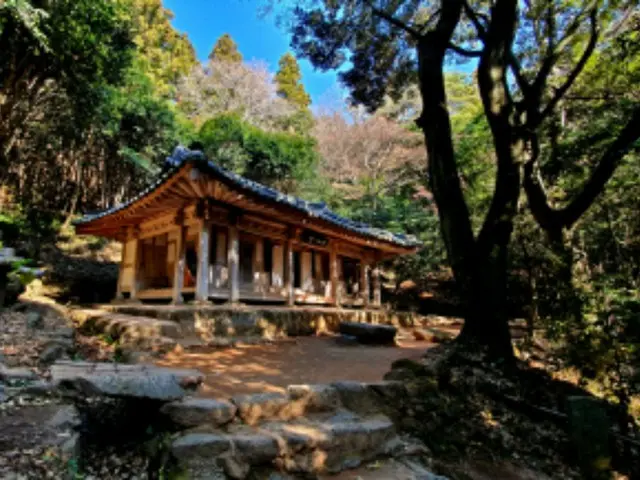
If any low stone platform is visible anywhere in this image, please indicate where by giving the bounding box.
[99,304,429,340]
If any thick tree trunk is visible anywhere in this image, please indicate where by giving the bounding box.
[414,2,516,360]
[458,245,514,360]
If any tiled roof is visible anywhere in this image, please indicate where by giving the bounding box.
[76,146,421,249]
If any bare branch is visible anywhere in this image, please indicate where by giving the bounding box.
[536,9,598,126]
[508,53,531,95]
[416,8,441,35]
[462,1,487,38]
[525,108,640,234]
[365,1,422,38]
[559,107,640,229]
[449,42,482,57]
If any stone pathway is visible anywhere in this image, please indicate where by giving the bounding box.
[166,380,430,478]
[156,336,433,397]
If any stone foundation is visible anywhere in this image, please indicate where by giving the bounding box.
[101,304,428,340]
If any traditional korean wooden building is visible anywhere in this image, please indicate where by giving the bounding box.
[75,147,420,307]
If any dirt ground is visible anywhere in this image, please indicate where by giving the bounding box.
[155,336,434,397]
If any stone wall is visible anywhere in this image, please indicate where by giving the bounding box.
[106,305,428,340]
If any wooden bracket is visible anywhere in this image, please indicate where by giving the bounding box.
[228,207,242,226]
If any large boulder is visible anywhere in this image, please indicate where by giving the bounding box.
[338,322,397,346]
[50,361,203,401]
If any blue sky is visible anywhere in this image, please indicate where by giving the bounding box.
[164,0,342,108]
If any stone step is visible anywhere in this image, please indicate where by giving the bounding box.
[50,360,203,401]
[161,381,405,431]
[77,311,182,341]
[176,335,298,352]
[171,412,399,478]
[239,381,405,425]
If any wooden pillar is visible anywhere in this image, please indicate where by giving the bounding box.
[227,224,240,303]
[360,259,370,308]
[372,264,381,307]
[129,235,139,301]
[300,251,312,292]
[329,247,340,307]
[272,244,284,288]
[115,232,127,301]
[171,221,187,305]
[195,221,211,302]
[253,238,264,292]
[284,238,295,306]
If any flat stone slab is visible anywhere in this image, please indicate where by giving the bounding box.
[0,365,39,384]
[161,397,237,428]
[172,432,233,459]
[50,361,203,401]
[338,322,397,345]
[287,384,342,414]
[232,392,291,425]
[93,313,182,339]
[173,414,396,476]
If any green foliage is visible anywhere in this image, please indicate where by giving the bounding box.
[198,114,319,193]
[209,33,243,63]
[275,52,312,109]
[0,0,135,141]
[125,0,197,98]
[273,53,314,134]
[0,0,196,227]
[100,60,196,175]
[0,0,49,49]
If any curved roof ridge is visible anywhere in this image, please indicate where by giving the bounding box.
[75,146,422,249]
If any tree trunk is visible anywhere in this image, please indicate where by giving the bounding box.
[62,154,82,230]
[415,5,515,360]
[458,244,514,360]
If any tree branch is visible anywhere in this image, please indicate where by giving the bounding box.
[465,1,530,97]
[536,9,598,126]
[462,1,487,38]
[449,42,482,57]
[475,0,521,256]
[508,53,531,96]
[525,108,640,235]
[559,108,640,229]
[365,1,422,38]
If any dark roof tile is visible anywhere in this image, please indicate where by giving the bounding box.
[76,146,421,249]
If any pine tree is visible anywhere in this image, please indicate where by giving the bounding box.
[130,0,197,97]
[209,33,242,63]
[275,52,311,109]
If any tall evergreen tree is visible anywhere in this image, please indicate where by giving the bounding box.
[275,52,311,109]
[209,33,242,63]
[129,0,197,97]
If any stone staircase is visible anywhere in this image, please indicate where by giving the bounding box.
[164,381,426,479]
